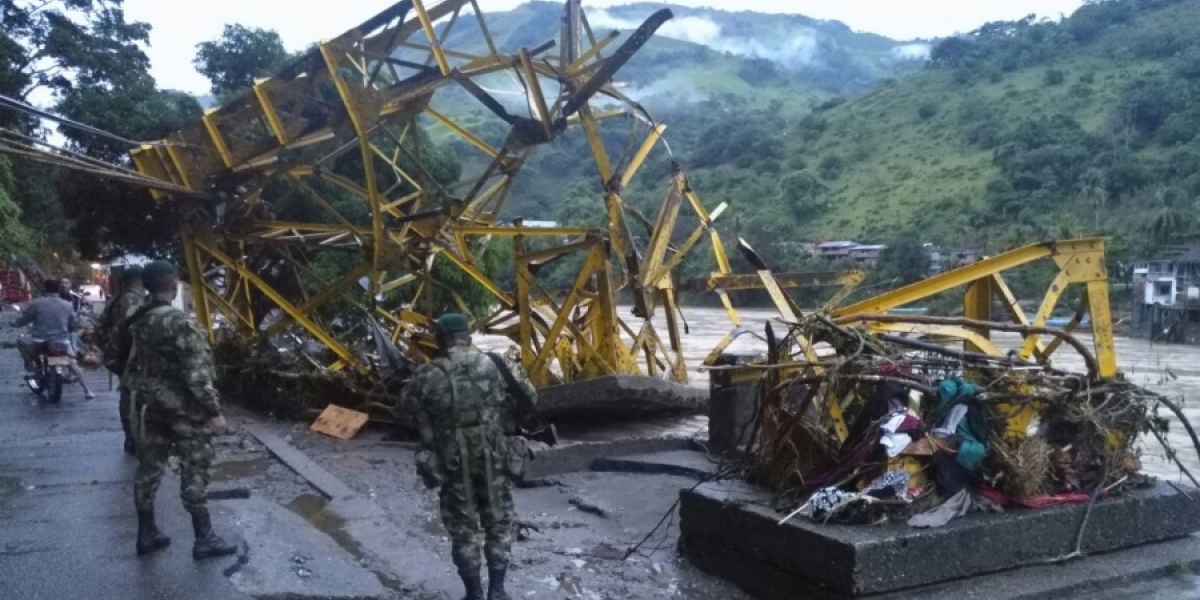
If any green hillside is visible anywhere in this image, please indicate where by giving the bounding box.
[739,0,1200,266]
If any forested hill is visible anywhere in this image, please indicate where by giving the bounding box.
[719,0,1200,271]
[454,1,926,105]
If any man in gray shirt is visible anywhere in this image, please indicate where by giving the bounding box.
[15,279,96,399]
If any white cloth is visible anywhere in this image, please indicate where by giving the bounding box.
[881,410,915,457]
[881,433,913,458]
[932,404,968,437]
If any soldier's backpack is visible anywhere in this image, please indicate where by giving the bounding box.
[113,300,172,376]
[98,292,139,374]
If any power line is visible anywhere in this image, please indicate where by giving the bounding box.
[0,93,171,148]
[0,128,212,200]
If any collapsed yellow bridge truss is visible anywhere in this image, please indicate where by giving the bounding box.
[128,0,1118,391]
[131,0,760,385]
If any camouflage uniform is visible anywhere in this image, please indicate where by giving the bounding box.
[97,290,146,448]
[122,304,222,515]
[404,343,528,583]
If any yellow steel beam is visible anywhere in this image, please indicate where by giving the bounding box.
[264,263,371,338]
[620,125,665,189]
[183,233,214,341]
[201,111,234,168]
[1017,269,1070,361]
[640,172,685,289]
[451,225,596,237]
[518,48,554,140]
[424,107,499,158]
[832,240,1092,317]
[412,0,451,76]
[197,239,356,365]
[1087,279,1117,378]
[253,79,289,145]
[867,323,1003,356]
[645,202,729,286]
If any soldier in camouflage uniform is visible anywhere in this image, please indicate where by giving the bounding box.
[404,313,537,600]
[96,265,146,455]
[122,261,238,560]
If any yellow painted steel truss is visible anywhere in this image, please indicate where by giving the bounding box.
[734,238,1118,444]
[129,0,764,385]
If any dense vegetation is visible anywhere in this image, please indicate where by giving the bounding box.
[755,0,1200,276]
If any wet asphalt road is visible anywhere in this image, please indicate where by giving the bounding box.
[0,339,249,599]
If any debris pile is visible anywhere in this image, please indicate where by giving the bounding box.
[212,332,409,426]
[739,314,1199,528]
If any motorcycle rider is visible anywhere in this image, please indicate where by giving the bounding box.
[14,279,96,399]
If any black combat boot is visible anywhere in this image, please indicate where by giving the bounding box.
[190,508,238,560]
[460,571,485,600]
[487,565,511,600]
[135,508,171,556]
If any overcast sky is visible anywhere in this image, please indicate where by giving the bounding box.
[124,0,1086,95]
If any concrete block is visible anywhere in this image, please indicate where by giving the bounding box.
[525,436,696,480]
[708,355,762,450]
[679,479,1200,598]
[592,450,718,479]
[538,375,707,422]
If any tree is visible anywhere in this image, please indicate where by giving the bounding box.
[0,0,164,258]
[1142,186,1196,246]
[54,72,203,257]
[0,157,35,257]
[874,238,929,286]
[1,1,152,103]
[194,25,290,101]
[777,170,827,215]
[1074,167,1109,232]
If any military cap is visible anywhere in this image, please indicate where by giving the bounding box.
[435,313,470,335]
[143,260,177,282]
[122,265,145,285]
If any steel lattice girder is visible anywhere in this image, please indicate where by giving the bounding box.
[129,0,749,384]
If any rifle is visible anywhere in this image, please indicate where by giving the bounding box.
[485,352,557,446]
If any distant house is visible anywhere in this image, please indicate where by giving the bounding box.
[813,241,860,261]
[811,241,887,264]
[848,244,887,266]
[1132,247,1200,343]
[1132,247,1200,307]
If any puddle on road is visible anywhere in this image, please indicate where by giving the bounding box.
[212,458,271,482]
[0,475,21,508]
[284,493,407,594]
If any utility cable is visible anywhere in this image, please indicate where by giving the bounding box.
[0,93,173,148]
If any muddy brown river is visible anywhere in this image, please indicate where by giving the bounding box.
[480,306,1200,482]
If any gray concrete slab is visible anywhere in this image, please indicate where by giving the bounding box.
[592,449,720,479]
[526,436,697,480]
[226,497,388,599]
[245,423,459,599]
[538,375,708,422]
[246,425,360,504]
[680,478,1200,598]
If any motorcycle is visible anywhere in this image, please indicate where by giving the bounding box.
[24,337,74,404]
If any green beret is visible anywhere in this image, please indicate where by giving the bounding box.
[435,313,470,335]
[142,260,178,283]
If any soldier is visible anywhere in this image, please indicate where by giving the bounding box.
[123,260,238,559]
[404,313,536,600]
[96,265,146,454]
